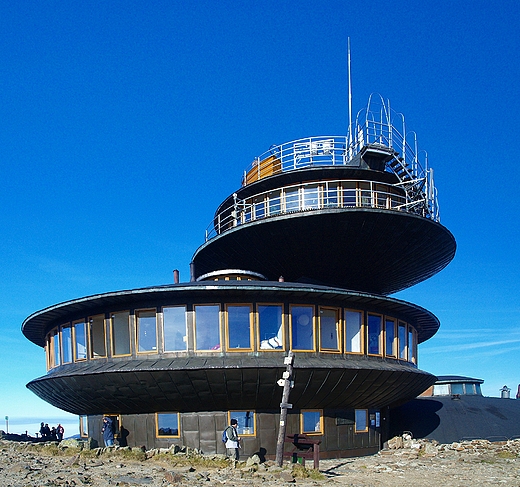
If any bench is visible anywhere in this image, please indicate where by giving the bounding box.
[283,434,321,469]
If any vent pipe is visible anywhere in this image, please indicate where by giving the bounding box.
[173,269,180,284]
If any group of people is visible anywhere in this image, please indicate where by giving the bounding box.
[39,422,64,441]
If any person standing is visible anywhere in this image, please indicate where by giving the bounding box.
[224,418,240,461]
[101,417,115,447]
[56,424,64,441]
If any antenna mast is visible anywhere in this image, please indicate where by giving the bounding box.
[347,37,353,148]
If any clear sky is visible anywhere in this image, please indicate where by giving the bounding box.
[1,1,519,435]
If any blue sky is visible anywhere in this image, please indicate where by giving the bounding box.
[1,1,519,434]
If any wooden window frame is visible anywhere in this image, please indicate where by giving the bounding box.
[354,409,368,433]
[79,415,88,438]
[225,304,254,352]
[384,317,397,358]
[366,313,383,356]
[398,321,407,360]
[193,304,222,352]
[110,311,132,358]
[72,320,88,362]
[300,409,323,435]
[344,308,364,354]
[156,412,181,438]
[256,303,285,352]
[289,304,316,352]
[318,306,341,353]
[228,410,256,437]
[60,323,73,364]
[162,305,188,352]
[136,308,158,355]
[88,314,107,359]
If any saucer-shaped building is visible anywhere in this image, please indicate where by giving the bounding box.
[22,95,455,457]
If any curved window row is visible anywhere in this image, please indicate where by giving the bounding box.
[45,303,418,370]
[208,180,408,240]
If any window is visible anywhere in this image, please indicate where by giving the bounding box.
[355,409,368,433]
[367,314,382,355]
[323,182,338,207]
[194,305,220,351]
[268,190,281,215]
[258,304,283,350]
[229,411,255,436]
[301,410,322,434]
[398,322,407,359]
[50,328,60,367]
[111,311,131,356]
[73,321,87,361]
[342,181,356,207]
[290,306,314,351]
[345,310,363,353]
[79,415,88,438]
[61,325,72,364]
[408,327,416,363]
[284,187,300,212]
[226,305,252,350]
[89,315,106,359]
[137,309,157,353]
[163,306,187,352]
[302,184,319,209]
[385,318,396,357]
[319,307,340,352]
[451,383,464,395]
[433,384,449,396]
[359,182,372,207]
[156,413,180,437]
[475,383,482,395]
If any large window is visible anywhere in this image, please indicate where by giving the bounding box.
[61,325,72,364]
[408,326,416,363]
[385,318,396,357]
[345,310,363,353]
[136,309,157,353]
[229,411,255,436]
[319,307,340,352]
[156,413,180,437]
[258,304,283,350]
[51,329,60,367]
[226,305,252,351]
[290,306,314,351]
[74,321,87,361]
[79,415,88,438]
[367,314,382,355]
[111,311,131,356]
[194,305,220,351]
[89,315,106,359]
[355,409,368,433]
[163,306,187,352]
[301,410,322,434]
[398,321,407,359]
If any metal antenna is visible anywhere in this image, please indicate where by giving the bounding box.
[347,37,353,148]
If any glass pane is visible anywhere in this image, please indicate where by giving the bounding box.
[320,308,339,350]
[268,191,281,215]
[61,326,72,363]
[343,181,356,207]
[195,305,220,350]
[367,314,381,355]
[79,415,88,437]
[355,409,367,432]
[433,384,449,396]
[52,330,61,366]
[291,306,314,351]
[112,311,130,356]
[398,323,407,359]
[345,310,362,353]
[90,315,106,358]
[254,199,265,219]
[285,188,300,212]
[408,328,414,362]
[227,305,251,349]
[163,306,187,351]
[302,185,319,209]
[323,182,338,207]
[464,383,476,395]
[452,383,463,395]
[475,384,482,395]
[157,413,179,436]
[385,319,395,356]
[230,411,255,435]
[258,305,283,350]
[137,310,157,352]
[302,411,321,433]
[74,321,87,360]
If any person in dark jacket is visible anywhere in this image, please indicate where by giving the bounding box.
[101,417,115,447]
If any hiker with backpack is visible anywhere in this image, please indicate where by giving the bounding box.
[222,418,240,460]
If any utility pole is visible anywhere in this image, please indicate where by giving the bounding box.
[275,351,294,467]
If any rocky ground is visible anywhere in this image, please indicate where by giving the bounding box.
[0,436,519,486]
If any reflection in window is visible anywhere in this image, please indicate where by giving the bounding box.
[319,308,339,351]
[61,325,72,364]
[345,310,362,353]
[137,310,157,353]
[433,384,450,396]
[51,329,61,367]
[398,322,407,359]
[258,304,283,350]
[156,413,180,437]
[343,181,356,207]
[229,411,255,435]
[451,383,463,395]
[302,185,319,209]
[89,315,106,359]
[385,318,396,357]
[111,311,130,356]
[291,306,314,351]
[194,305,220,351]
[408,327,416,363]
[301,410,322,434]
[268,190,281,215]
[355,409,368,432]
[323,182,338,207]
[285,187,300,212]
[367,314,382,355]
[79,415,88,438]
[227,305,252,350]
[74,321,87,361]
[163,306,187,352]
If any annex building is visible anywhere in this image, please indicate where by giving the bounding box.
[22,95,456,457]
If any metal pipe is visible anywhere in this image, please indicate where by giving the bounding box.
[173,269,180,284]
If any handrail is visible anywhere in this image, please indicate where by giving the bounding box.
[205,178,435,241]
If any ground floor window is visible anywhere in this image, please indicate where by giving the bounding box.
[228,411,255,436]
[355,409,368,433]
[79,415,88,438]
[301,409,322,434]
[156,413,180,437]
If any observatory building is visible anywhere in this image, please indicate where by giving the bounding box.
[22,95,455,457]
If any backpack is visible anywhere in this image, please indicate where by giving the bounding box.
[221,427,228,443]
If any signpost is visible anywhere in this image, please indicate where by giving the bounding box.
[4,416,8,434]
[275,351,294,467]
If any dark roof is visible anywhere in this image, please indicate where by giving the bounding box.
[22,280,440,347]
[436,375,484,384]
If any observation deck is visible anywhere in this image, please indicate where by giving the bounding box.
[192,96,456,294]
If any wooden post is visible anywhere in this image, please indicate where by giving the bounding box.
[275,351,294,467]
